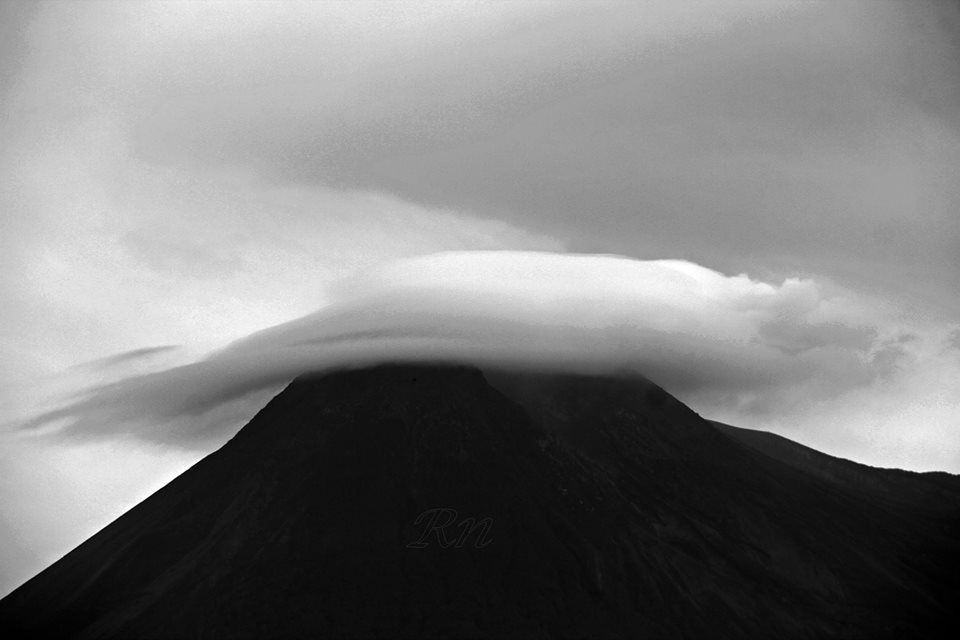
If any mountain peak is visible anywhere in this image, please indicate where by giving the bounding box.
[2,363,958,638]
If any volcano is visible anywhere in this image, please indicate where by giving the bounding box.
[1,364,958,638]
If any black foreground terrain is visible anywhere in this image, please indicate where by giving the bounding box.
[1,363,958,638]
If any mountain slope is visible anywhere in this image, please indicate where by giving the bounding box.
[712,420,960,514]
[1,364,958,638]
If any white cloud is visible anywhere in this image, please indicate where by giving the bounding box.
[17,250,953,475]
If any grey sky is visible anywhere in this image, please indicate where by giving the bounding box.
[119,0,960,314]
[1,0,959,598]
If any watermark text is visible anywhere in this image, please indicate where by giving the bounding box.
[406,507,493,549]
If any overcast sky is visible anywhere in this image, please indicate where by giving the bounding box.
[2,0,959,597]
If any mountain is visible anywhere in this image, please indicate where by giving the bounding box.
[1,363,958,638]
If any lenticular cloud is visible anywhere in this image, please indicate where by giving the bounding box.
[20,251,891,445]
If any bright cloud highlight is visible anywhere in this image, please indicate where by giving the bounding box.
[16,251,957,473]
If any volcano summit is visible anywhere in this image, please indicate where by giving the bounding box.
[1,364,958,638]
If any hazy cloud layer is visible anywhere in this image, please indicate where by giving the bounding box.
[52,0,956,316]
[20,252,955,471]
[7,0,958,325]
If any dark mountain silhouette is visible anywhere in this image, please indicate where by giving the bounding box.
[1,363,958,638]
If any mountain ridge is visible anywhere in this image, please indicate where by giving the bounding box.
[713,420,960,515]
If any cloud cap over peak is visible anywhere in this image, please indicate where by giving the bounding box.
[20,250,954,473]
